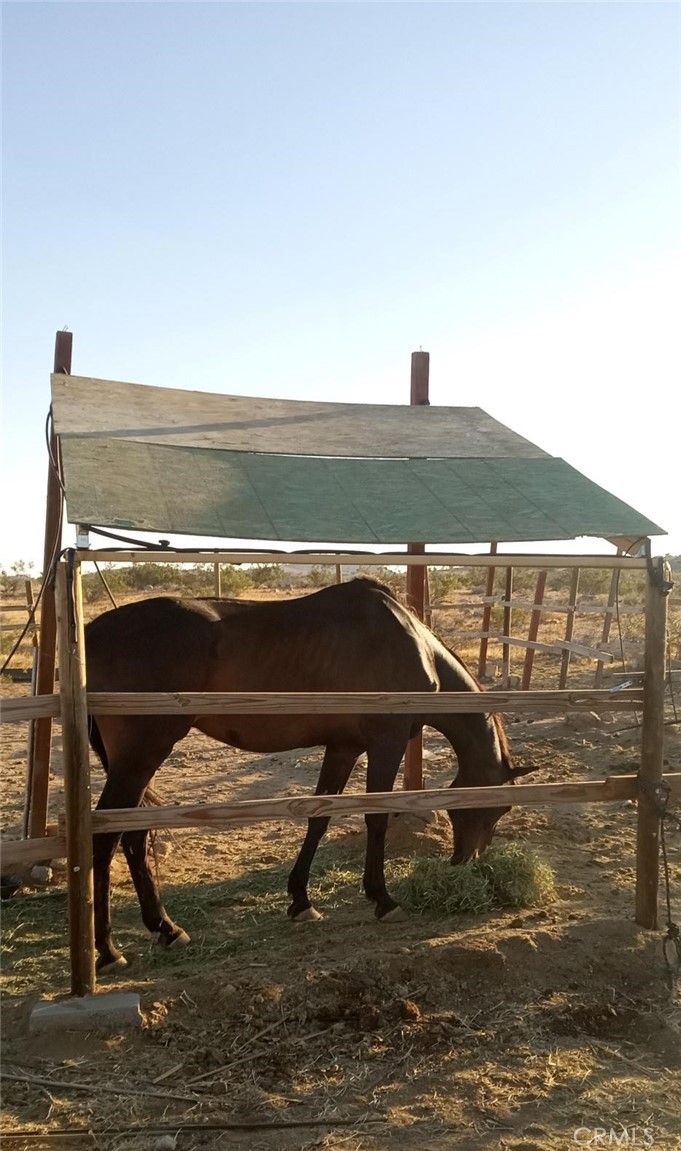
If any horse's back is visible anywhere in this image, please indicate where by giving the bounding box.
[85,596,223,691]
[84,579,438,694]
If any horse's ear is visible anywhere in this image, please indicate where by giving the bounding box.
[510,762,540,778]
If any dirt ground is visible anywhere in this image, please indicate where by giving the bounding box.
[1,597,681,1150]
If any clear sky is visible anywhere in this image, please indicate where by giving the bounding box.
[2,1,680,570]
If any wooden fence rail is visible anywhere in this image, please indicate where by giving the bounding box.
[0,688,646,724]
[3,773,679,869]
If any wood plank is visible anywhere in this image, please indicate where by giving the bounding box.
[445,633,615,660]
[0,834,66,867]
[52,374,549,460]
[467,599,642,616]
[79,773,681,835]
[0,687,644,725]
[83,689,644,715]
[1,695,61,723]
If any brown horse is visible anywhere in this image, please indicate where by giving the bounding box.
[85,577,531,971]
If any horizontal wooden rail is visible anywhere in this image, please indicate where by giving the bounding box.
[6,774,677,866]
[54,773,681,836]
[77,550,651,571]
[440,599,643,616]
[445,633,615,660]
[0,832,65,867]
[84,689,645,716]
[1,696,61,723]
[0,688,646,724]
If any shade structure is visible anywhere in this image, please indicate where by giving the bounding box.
[52,374,666,546]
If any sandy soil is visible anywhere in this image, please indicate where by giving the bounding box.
[1,599,681,1150]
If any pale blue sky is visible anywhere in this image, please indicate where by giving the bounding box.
[2,1,680,567]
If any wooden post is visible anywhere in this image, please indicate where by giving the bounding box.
[559,567,580,689]
[28,331,71,838]
[477,542,498,679]
[594,551,623,686]
[501,567,513,688]
[424,567,432,629]
[635,556,671,930]
[335,564,342,585]
[214,562,222,598]
[56,554,96,995]
[521,569,547,690]
[22,580,39,838]
[404,351,429,790]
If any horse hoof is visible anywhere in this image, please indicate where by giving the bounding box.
[156,928,191,950]
[292,906,323,923]
[97,953,129,974]
[377,905,407,923]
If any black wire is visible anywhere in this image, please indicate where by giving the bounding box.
[0,543,67,674]
[93,562,118,609]
[45,408,65,496]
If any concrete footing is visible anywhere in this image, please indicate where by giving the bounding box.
[29,992,142,1034]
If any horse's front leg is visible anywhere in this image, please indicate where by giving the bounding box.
[121,828,190,951]
[363,735,410,922]
[287,743,362,921]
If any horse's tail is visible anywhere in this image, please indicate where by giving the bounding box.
[88,717,163,807]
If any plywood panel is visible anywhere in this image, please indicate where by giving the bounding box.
[51,375,549,459]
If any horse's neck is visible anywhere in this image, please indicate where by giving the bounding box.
[428,644,506,784]
[432,643,480,694]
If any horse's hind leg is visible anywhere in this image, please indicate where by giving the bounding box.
[363,734,410,921]
[93,724,190,971]
[287,743,362,922]
[93,770,151,972]
[121,824,190,952]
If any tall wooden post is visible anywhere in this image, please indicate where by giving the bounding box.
[594,550,623,686]
[477,542,498,679]
[521,569,547,690]
[23,580,39,838]
[558,567,580,689]
[404,351,429,790]
[501,567,513,688]
[28,331,72,837]
[635,556,671,930]
[56,554,96,995]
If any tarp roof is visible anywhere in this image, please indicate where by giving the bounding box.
[52,374,665,547]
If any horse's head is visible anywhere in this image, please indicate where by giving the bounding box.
[447,713,537,864]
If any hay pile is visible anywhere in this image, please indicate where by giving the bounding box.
[398,843,555,916]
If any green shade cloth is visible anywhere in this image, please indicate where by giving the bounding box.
[59,437,665,545]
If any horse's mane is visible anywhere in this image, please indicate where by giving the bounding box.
[420,619,513,766]
[349,576,402,600]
